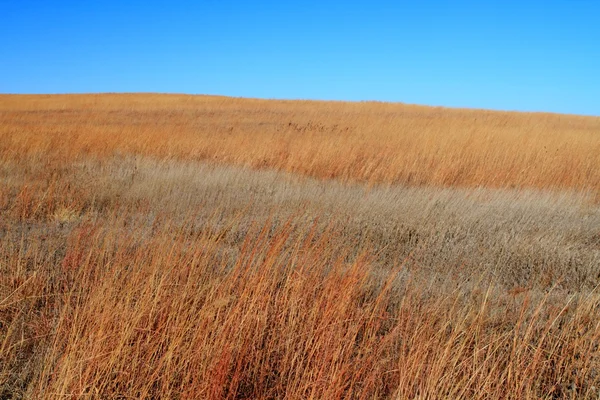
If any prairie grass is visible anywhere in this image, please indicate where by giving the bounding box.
[1,93,599,191]
[1,94,600,399]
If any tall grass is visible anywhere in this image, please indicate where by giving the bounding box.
[2,215,600,399]
[1,94,599,192]
[1,94,600,398]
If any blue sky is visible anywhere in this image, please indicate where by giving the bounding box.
[1,1,598,115]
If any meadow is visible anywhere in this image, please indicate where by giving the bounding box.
[1,94,599,399]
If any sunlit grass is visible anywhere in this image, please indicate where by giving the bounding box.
[1,94,599,398]
[2,93,599,192]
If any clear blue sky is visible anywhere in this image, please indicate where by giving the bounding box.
[1,1,599,115]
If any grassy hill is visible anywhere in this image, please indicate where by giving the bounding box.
[1,94,599,398]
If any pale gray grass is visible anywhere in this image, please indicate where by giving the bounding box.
[5,156,596,292]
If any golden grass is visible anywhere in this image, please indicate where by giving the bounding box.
[1,93,599,191]
[1,94,600,398]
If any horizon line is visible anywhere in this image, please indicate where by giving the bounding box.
[1,92,598,118]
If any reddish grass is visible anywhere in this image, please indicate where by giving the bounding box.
[2,217,600,399]
[1,94,600,398]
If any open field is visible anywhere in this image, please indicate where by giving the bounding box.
[2,94,600,191]
[1,94,600,398]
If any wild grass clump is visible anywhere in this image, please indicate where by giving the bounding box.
[2,218,600,399]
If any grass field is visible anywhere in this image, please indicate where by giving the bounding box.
[1,94,600,399]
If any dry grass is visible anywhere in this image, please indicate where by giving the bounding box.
[1,94,600,399]
[1,93,599,192]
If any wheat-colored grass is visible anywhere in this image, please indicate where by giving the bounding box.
[1,93,599,192]
[1,94,600,399]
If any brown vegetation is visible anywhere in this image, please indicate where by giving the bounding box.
[2,93,599,191]
[1,94,600,398]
